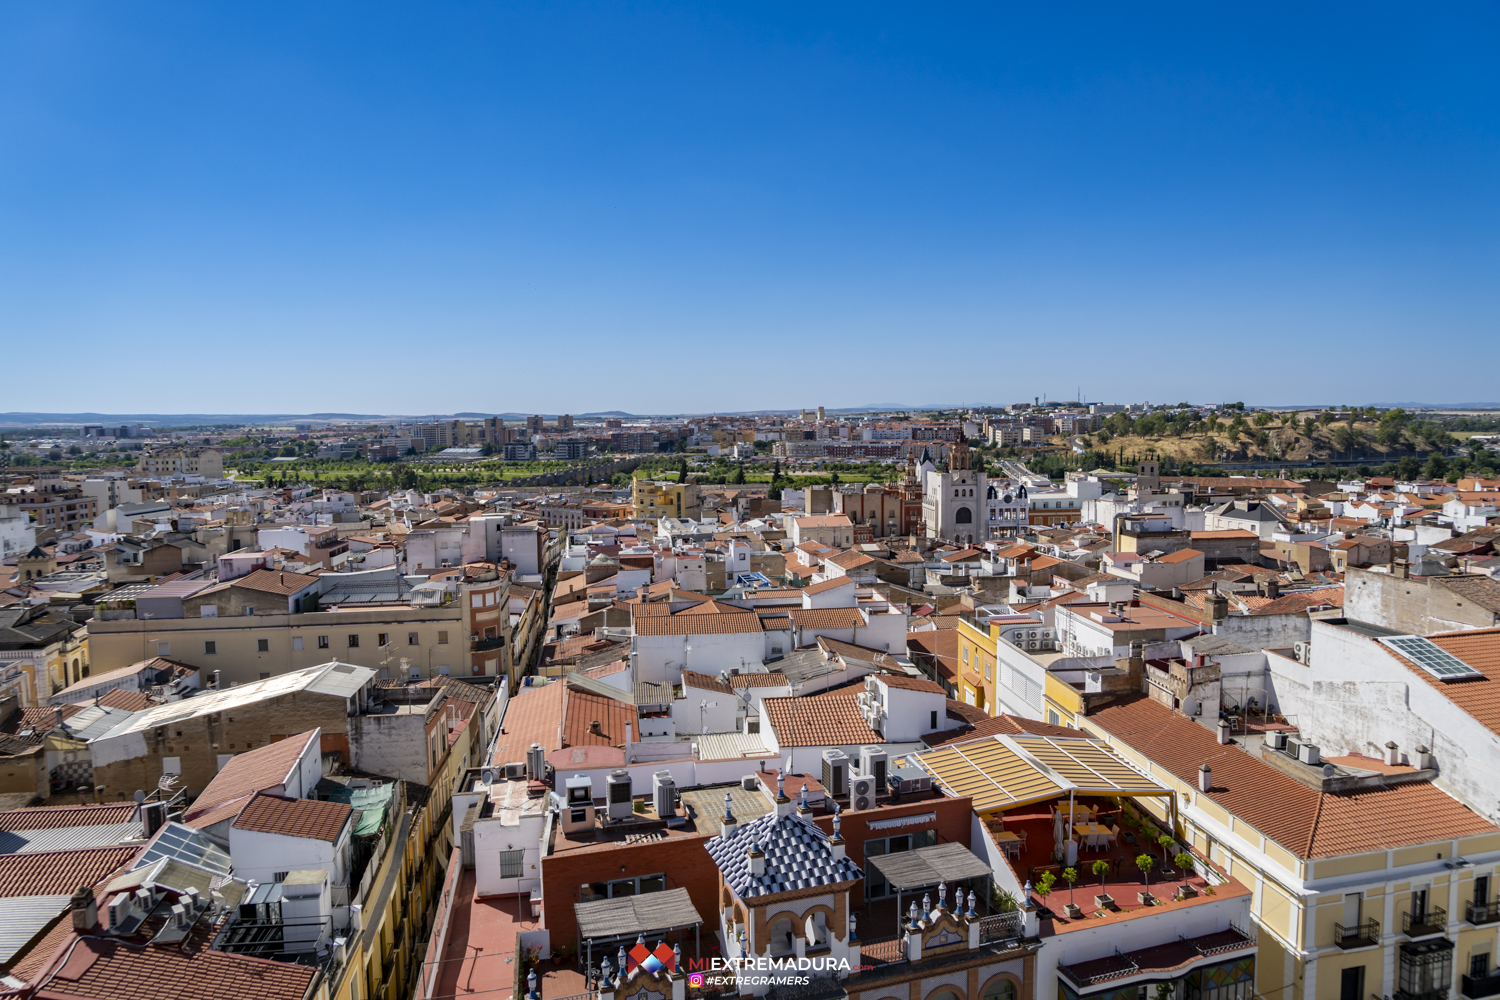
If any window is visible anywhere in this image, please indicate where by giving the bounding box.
[1472,954,1491,979]
[161,756,182,777]
[378,633,389,646]
[274,871,289,883]
[204,641,217,655]
[1048,708,1061,725]
[157,642,170,656]
[199,606,218,618]
[498,850,525,879]
[317,635,329,649]
[257,639,269,652]
[347,634,359,648]
[408,632,419,645]
[863,831,937,897]
[292,636,303,651]
[243,606,255,616]
[930,710,938,730]
[437,631,449,644]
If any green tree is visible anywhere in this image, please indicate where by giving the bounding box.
[675,457,689,483]
[1425,453,1448,480]
[1062,866,1078,905]
[1253,412,1273,427]
[1157,833,1174,861]
[1397,455,1421,480]
[1333,424,1363,458]
[731,462,746,485]
[1092,859,1110,892]
[1136,853,1155,891]
[1035,871,1056,906]
[1174,852,1195,889]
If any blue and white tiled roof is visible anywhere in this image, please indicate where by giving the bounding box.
[706,811,863,899]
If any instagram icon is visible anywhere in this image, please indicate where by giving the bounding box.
[688,974,705,988]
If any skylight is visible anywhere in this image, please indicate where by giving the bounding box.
[138,822,232,875]
[1378,636,1484,682]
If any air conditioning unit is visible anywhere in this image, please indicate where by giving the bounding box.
[888,765,931,797]
[1297,742,1321,766]
[850,775,876,811]
[504,762,526,780]
[1294,641,1310,664]
[858,746,888,791]
[606,769,634,821]
[652,770,676,818]
[741,774,757,792]
[1266,730,1288,751]
[821,749,849,798]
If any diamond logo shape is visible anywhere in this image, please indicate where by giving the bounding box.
[628,941,653,972]
[653,942,676,973]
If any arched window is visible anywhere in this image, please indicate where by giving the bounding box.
[983,981,1015,1000]
[956,507,973,524]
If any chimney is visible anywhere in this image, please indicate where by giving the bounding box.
[71,885,98,931]
[747,841,765,876]
[212,669,221,690]
[1198,764,1212,792]
[1205,592,1229,624]
[1265,579,1280,600]
[1415,745,1435,770]
[720,791,738,838]
[624,722,632,763]
[1217,719,1232,745]
[1384,741,1399,767]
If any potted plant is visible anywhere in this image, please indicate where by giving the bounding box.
[1061,867,1082,919]
[1091,859,1113,909]
[1035,871,1056,915]
[1136,854,1156,904]
[1157,833,1175,863]
[1175,853,1197,899]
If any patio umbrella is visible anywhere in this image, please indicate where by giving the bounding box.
[1053,807,1064,845]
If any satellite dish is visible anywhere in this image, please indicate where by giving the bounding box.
[481,768,496,785]
[1004,494,1013,503]
[133,790,146,804]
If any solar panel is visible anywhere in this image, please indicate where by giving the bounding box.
[1379,636,1484,682]
[139,822,232,875]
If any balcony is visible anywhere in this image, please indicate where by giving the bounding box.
[1468,901,1500,926]
[1404,907,1447,938]
[471,636,505,652]
[1395,991,1449,1000]
[1463,974,1500,1000]
[1335,918,1380,949]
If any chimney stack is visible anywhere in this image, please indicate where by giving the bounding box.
[1205,592,1229,624]
[1384,741,1400,767]
[1198,764,1212,792]
[1217,719,1232,745]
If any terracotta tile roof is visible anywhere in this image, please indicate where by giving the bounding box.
[803,576,854,595]
[874,674,944,693]
[231,792,350,843]
[892,550,926,564]
[184,730,318,830]
[788,608,864,630]
[793,515,853,529]
[676,599,756,616]
[681,669,734,695]
[579,659,629,679]
[0,846,140,897]
[0,803,138,832]
[1189,530,1258,540]
[26,931,317,1000]
[816,636,900,668]
[1386,628,1500,738]
[924,713,1084,747]
[1244,587,1345,615]
[906,629,960,683]
[1085,696,1496,858]
[226,569,321,596]
[1158,548,1202,564]
[2,704,81,735]
[562,688,638,747]
[728,672,790,688]
[1437,576,1500,614]
[945,700,989,725]
[762,690,881,747]
[940,547,986,563]
[95,688,153,712]
[634,611,763,635]
[491,680,566,764]
[826,551,875,570]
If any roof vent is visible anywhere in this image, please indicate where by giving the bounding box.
[589,720,602,735]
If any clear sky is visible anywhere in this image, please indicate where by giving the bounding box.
[1,3,1497,415]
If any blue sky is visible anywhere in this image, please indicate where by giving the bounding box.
[1,3,1496,415]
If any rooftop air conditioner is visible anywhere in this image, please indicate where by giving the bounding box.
[606,769,634,821]
[821,749,849,798]
[858,746,888,791]
[850,774,876,811]
[504,762,526,780]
